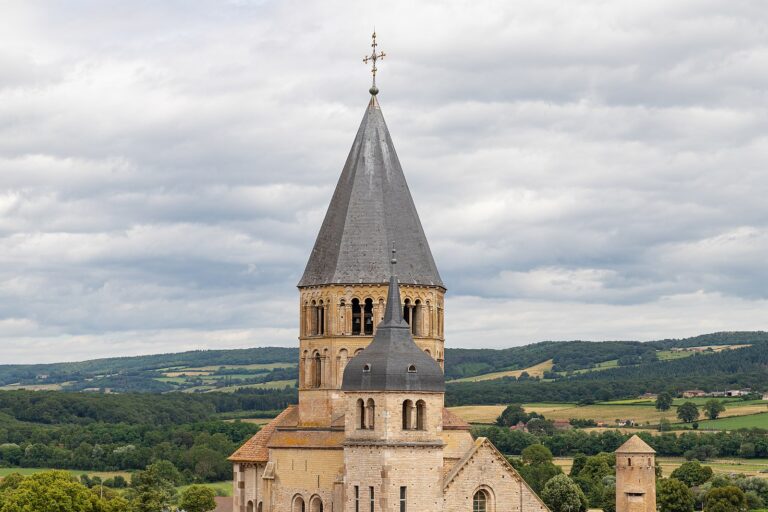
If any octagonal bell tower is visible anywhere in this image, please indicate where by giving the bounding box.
[296,92,446,426]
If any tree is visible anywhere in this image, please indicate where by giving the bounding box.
[179,485,217,512]
[677,402,700,423]
[496,404,529,427]
[704,400,726,420]
[657,478,695,512]
[542,474,588,512]
[671,461,713,487]
[519,445,563,494]
[0,470,99,512]
[656,392,674,412]
[522,444,554,465]
[128,463,177,512]
[704,486,748,512]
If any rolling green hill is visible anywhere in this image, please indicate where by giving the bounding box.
[1,331,766,395]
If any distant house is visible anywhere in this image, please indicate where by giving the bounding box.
[725,389,751,397]
[615,419,636,427]
[509,421,528,432]
[762,393,768,401]
[553,420,573,431]
[682,390,707,398]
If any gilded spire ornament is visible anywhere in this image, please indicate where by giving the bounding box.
[363,30,386,95]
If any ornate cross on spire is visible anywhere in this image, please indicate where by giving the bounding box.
[363,30,386,96]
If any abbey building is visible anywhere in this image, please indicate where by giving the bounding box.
[229,85,550,512]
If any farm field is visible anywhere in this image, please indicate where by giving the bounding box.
[694,412,768,430]
[551,457,768,479]
[0,468,130,481]
[448,399,768,426]
[450,359,554,383]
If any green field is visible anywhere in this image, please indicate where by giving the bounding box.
[450,399,768,427]
[0,468,130,480]
[178,481,231,497]
[695,412,768,430]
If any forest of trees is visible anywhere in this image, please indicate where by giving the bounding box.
[447,341,768,405]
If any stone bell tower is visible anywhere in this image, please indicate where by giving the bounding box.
[615,435,656,512]
[340,261,446,512]
[295,86,446,426]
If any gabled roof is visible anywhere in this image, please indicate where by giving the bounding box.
[298,96,443,288]
[616,435,656,454]
[341,270,445,393]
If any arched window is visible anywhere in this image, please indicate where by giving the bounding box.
[313,352,322,388]
[357,398,366,430]
[257,503,263,512]
[628,458,632,467]
[352,299,362,335]
[364,298,374,335]
[473,490,488,512]
[416,400,426,430]
[317,300,325,335]
[310,495,323,512]
[402,399,414,430]
[247,501,254,512]
[292,496,306,512]
[403,299,411,327]
[310,300,317,335]
[366,398,376,429]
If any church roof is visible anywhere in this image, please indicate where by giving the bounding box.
[341,267,445,393]
[228,406,296,462]
[298,96,443,288]
[616,435,656,454]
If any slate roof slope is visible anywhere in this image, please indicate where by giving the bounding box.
[298,96,443,288]
[341,270,445,392]
[616,434,656,453]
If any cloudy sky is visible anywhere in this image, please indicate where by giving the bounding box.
[1,1,766,363]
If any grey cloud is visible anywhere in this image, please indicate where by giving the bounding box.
[0,0,766,363]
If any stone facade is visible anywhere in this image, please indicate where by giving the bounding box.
[298,283,445,426]
[615,436,657,512]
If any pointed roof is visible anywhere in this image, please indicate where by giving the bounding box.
[341,268,445,392]
[616,435,656,454]
[298,96,443,288]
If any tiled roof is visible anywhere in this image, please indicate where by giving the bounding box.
[616,435,656,454]
[228,406,296,462]
[268,429,345,449]
[442,408,471,430]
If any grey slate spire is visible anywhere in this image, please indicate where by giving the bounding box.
[341,254,445,393]
[297,96,443,288]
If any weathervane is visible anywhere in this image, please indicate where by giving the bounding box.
[363,30,386,96]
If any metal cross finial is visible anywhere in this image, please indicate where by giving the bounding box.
[363,30,386,95]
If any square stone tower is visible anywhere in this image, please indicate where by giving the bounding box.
[615,435,656,512]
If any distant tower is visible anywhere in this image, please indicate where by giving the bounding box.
[615,435,656,512]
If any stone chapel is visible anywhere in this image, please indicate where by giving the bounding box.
[229,51,551,512]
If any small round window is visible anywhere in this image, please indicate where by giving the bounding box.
[363,364,371,372]
[407,364,417,373]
